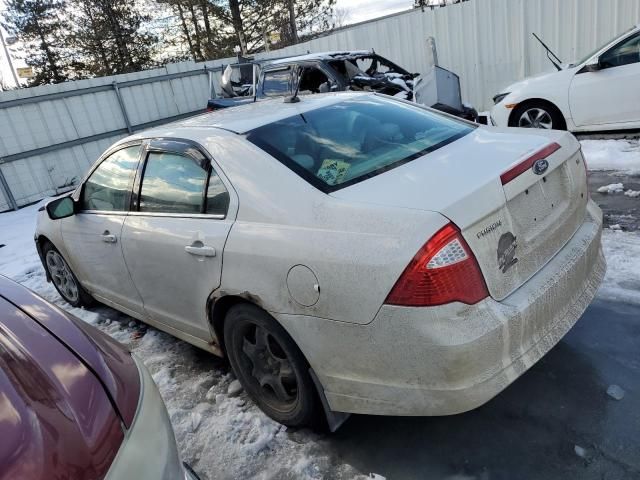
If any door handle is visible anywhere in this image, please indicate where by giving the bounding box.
[101,231,117,243]
[185,245,216,257]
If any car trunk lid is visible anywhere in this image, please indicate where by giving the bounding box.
[331,127,588,301]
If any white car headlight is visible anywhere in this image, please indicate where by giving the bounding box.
[493,93,510,105]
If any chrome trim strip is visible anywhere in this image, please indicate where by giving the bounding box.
[79,210,226,219]
[80,210,127,216]
[127,211,226,220]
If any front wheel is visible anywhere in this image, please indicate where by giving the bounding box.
[224,303,321,428]
[43,242,93,307]
[510,102,566,130]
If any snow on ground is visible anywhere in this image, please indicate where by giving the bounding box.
[596,183,625,194]
[581,139,640,173]
[0,204,369,480]
[594,183,640,198]
[599,228,640,305]
[1,138,639,479]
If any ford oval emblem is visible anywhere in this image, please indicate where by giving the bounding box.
[533,159,549,175]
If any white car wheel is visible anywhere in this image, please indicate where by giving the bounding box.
[43,243,93,307]
[46,250,79,303]
[517,107,554,129]
[511,102,566,130]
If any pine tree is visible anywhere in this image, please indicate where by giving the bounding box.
[226,0,336,53]
[3,0,69,85]
[151,0,234,62]
[286,0,335,43]
[152,0,336,59]
[68,0,158,77]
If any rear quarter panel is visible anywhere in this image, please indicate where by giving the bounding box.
[207,134,448,325]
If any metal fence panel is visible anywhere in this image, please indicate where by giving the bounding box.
[0,56,237,211]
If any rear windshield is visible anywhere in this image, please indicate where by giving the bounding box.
[245,95,473,192]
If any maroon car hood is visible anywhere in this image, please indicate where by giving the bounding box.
[0,296,123,480]
[0,275,140,427]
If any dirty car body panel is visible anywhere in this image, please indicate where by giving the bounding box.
[36,92,604,417]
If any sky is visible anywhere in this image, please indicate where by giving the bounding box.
[335,0,411,25]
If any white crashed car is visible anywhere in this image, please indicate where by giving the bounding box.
[36,93,605,428]
[491,24,640,131]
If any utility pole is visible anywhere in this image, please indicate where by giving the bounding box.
[0,27,20,87]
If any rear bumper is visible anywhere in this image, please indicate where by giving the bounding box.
[279,201,605,416]
[106,355,194,480]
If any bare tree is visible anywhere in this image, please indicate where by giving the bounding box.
[331,6,350,28]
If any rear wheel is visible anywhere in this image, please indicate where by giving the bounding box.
[43,242,93,307]
[223,303,321,428]
[510,101,566,130]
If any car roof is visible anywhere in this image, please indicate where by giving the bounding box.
[266,50,373,66]
[137,92,370,138]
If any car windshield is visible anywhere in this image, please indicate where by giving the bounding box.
[245,95,473,192]
[572,26,637,66]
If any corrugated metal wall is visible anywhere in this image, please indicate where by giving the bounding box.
[0,58,235,211]
[1,0,638,211]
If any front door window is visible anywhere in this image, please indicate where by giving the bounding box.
[600,33,640,69]
[82,146,139,211]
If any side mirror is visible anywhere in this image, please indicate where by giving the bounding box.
[583,59,602,72]
[46,196,76,220]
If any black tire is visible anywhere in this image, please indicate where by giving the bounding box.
[224,303,321,428]
[43,242,93,308]
[510,101,566,130]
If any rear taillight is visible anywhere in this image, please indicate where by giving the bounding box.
[500,142,561,185]
[385,223,489,307]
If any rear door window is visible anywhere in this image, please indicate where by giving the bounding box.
[205,169,230,216]
[138,151,230,216]
[139,152,207,214]
[262,68,291,96]
[82,146,139,211]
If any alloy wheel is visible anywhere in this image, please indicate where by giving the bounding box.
[518,108,553,129]
[46,250,79,303]
[240,323,298,410]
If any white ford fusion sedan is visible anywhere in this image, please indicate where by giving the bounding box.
[36,92,605,428]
